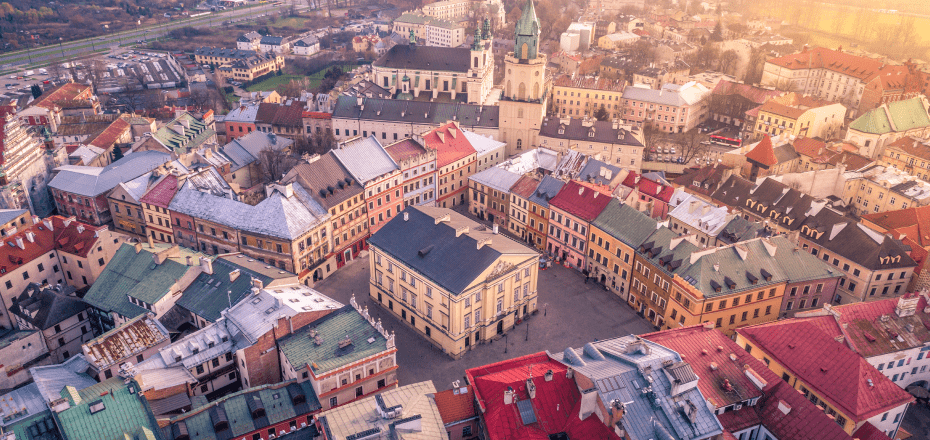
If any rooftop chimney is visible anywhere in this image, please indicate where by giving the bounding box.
[200,256,213,275]
[504,387,515,405]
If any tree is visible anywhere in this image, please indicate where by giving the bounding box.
[672,130,710,164]
[711,22,723,41]
[30,84,42,99]
[718,49,739,75]
[110,145,125,162]
[742,47,766,85]
[258,146,297,183]
[188,88,211,110]
[594,105,609,121]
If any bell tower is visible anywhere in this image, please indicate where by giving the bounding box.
[498,0,548,156]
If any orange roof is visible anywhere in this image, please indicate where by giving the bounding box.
[33,82,92,110]
[886,136,930,161]
[792,137,826,158]
[0,215,108,273]
[301,111,332,119]
[766,47,885,81]
[433,385,476,425]
[745,135,778,167]
[421,122,476,168]
[87,116,130,150]
[758,100,806,120]
[861,205,930,248]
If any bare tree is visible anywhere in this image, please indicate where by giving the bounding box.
[672,130,710,164]
[188,89,211,110]
[718,49,739,75]
[258,146,297,183]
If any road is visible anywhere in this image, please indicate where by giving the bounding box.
[0,2,306,70]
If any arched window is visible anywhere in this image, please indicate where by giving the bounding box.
[474,56,478,68]
[521,43,528,59]
[533,82,539,100]
[517,139,523,149]
[518,82,526,101]
[506,80,512,97]
[518,108,524,118]
[483,53,487,66]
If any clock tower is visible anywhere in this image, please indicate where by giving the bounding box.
[498,0,548,157]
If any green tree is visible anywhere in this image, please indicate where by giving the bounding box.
[594,105,609,121]
[711,22,723,41]
[30,84,42,99]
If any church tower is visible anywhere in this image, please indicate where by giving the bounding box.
[498,0,548,156]
[467,19,495,104]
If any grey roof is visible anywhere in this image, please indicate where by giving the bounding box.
[9,283,86,331]
[224,285,342,345]
[260,35,285,45]
[667,194,731,238]
[463,130,506,156]
[293,36,320,47]
[169,181,330,241]
[0,383,46,430]
[469,167,521,193]
[592,199,658,249]
[367,207,538,294]
[224,103,260,123]
[194,47,260,59]
[29,355,97,403]
[527,176,564,208]
[222,131,294,171]
[332,95,499,129]
[0,208,26,226]
[552,336,723,440]
[282,153,363,210]
[114,172,155,203]
[539,117,645,147]
[773,143,800,164]
[577,159,622,186]
[373,44,471,72]
[716,216,771,245]
[799,208,916,271]
[317,382,446,440]
[331,135,399,184]
[622,85,687,106]
[175,256,280,322]
[49,150,172,197]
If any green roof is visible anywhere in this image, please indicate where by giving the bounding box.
[592,199,658,249]
[9,410,57,440]
[56,380,163,440]
[849,97,930,134]
[278,305,389,375]
[153,113,216,155]
[82,243,203,320]
[886,97,930,132]
[175,257,276,322]
[163,381,320,440]
[76,378,129,404]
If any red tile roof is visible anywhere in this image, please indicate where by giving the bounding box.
[758,100,807,120]
[302,111,332,119]
[32,82,92,110]
[861,205,930,248]
[548,180,612,222]
[422,122,477,167]
[852,422,893,440]
[792,137,827,158]
[0,216,108,274]
[766,47,886,82]
[711,80,783,105]
[509,175,540,199]
[745,135,778,167]
[139,174,179,208]
[433,385,476,425]
[384,138,429,164]
[822,293,930,359]
[737,319,914,421]
[644,325,854,440]
[465,352,620,440]
[553,74,626,92]
[885,136,930,161]
[87,116,130,150]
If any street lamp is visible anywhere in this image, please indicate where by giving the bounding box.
[58,38,64,59]
[503,333,509,354]
[525,319,529,341]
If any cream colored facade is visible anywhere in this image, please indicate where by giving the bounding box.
[842,167,930,216]
[552,81,626,119]
[499,53,548,157]
[367,208,539,359]
[751,102,846,141]
[421,0,472,20]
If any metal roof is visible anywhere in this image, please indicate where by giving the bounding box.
[317,381,446,440]
[469,167,522,193]
[367,207,538,294]
[49,150,172,197]
[331,135,399,184]
[552,336,724,440]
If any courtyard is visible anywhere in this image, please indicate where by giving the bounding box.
[312,252,655,390]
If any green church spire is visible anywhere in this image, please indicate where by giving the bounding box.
[514,0,540,60]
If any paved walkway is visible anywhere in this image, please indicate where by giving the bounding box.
[312,251,655,391]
